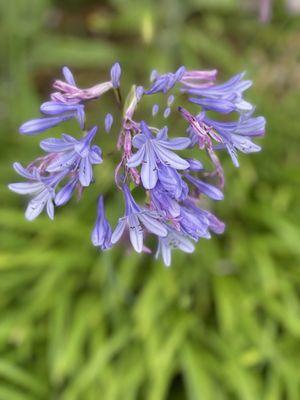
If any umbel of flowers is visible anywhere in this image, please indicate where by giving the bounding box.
[9,63,265,266]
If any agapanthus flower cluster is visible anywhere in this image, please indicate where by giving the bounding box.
[9,63,265,266]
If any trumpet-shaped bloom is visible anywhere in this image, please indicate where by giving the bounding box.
[183,72,253,114]
[40,126,102,187]
[111,185,168,253]
[156,227,195,267]
[8,162,66,220]
[203,114,265,166]
[127,121,190,189]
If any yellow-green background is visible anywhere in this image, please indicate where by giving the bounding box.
[1,0,300,399]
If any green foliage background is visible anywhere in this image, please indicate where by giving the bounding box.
[1,0,300,399]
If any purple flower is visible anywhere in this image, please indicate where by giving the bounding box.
[104,113,114,133]
[183,72,253,114]
[111,185,168,253]
[156,226,195,267]
[179,205,212,241]
[19,71,86,136]
[157,164,188,201]
[19,112,83,136]
[150,183,180,219]
[52,66,115,104]
[91,196,112,250]
[110,62,121,88]
[178,107,223,149]
[183,200,225,235]
[127,121,190,189]
[12,62,265,265]
[184,174,224,200]
[8,162,66,220]
[145,66,186,95]
[40,126,102,187]
[204,114,265,166]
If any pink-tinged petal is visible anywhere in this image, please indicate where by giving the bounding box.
[154,143,190,170]
[159,137,191,150]
[111,219,126,244]
[127,146,145,168]
[128,214,143,253]
[79,157,93,187]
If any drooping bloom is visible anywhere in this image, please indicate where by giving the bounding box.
[111,185,168,253]
[40,126,102,187]
[156,226,195,267]
[150,183,180,219]
[157,164,188,201]
[127,121,190,189]
[182,72,253,114]
[91,196,112,250]
[183,199,225,235]
[8,162,66,220]
[178,205,212,241]
[184,174,224,201]
[203,113,266,166]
